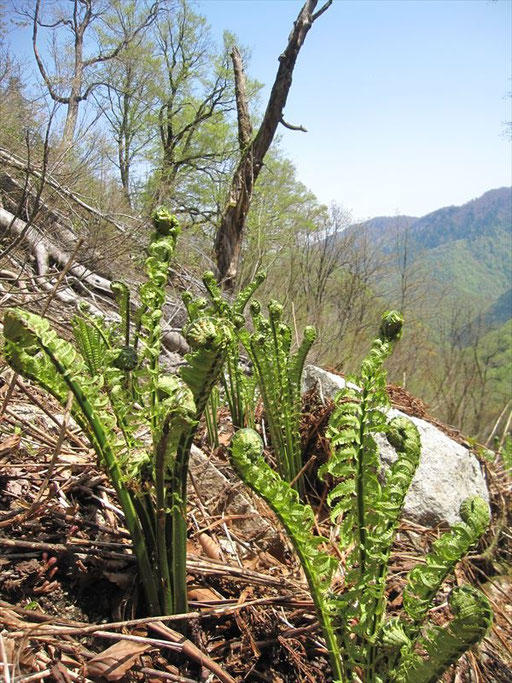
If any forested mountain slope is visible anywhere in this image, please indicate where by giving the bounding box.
[357,187,512,323]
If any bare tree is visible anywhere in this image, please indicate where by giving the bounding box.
[214,0,332,290]
[28,0,161,147]
[153,0,235,209]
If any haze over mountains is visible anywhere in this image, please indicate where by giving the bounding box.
[358,187,512,328]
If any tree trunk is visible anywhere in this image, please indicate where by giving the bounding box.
[61,95,81,149]
[214,0,332,291]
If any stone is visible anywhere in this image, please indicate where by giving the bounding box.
[189,444,281,551]
[302,365,489,527]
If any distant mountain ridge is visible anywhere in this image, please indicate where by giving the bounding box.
[355,187,512,326]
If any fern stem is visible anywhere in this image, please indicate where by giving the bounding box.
[44,346,161,615]
[155,418,175,615]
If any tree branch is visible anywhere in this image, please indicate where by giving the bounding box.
[214,0,331,289]
[231,46,253,151]
[280,117,307,132]
[32,0,69,105]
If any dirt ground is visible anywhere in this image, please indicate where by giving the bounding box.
[0,370,510,682]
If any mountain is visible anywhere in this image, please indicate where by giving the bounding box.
[353,188,512,324]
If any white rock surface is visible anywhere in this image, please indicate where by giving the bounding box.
[302,365,489,527]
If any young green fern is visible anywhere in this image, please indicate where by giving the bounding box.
[2,207,231,620]
[3,307,160,614]
[229,428,343,682]
[239,299,316,495]
[229,311,492,682]
[199,269,265,429]
[403,496,490,625]
[390,585,492,683]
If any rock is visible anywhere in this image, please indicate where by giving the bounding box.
[189,444,281,552]
[302,365,489,527]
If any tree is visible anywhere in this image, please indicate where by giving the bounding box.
[28,0,161,148]
[94,14,161,206]
[150,0,236,211]
[237,149,325,292]
[214,0,332,290]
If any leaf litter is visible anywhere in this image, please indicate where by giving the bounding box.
[0,368,510,682]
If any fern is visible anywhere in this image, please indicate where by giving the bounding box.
[229,311,491,682]
[200,269,265,428]
[240,299,316,494]
[392,585,492,683]
[2,208,231,619]
[403,496,490,625]
[110,280,131,345]
[71,315,109,377]
[3,307,160,615]
[229,428,343,682]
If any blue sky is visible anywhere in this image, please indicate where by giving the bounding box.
[6,0,511,220]
[198,0,512,220]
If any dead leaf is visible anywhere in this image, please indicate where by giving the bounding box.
[188,587,219,602]
[198,532,222,560]
[87,639,151,681]
[0,434,20,456]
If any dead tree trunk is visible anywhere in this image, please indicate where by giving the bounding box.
[214,0,332,291]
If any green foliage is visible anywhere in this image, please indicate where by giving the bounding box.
[391,586,492,683]
[237,298,316,495]
[403,497,490,624]
[2,209,230,618]
[229,312,492,682]
[230,428,343,682]
[197,269,266,429]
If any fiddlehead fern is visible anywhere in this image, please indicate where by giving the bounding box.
[320,312,416,676]
[403,496,490,625]
[229,428,344,682]
[71,315,109,377]
[240,299,316,494]
[200,269,265,429]
[394,585,492,683]
[110,280,131,346]
[3,307,160,614]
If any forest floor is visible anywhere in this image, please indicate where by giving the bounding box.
[0,368,510,683]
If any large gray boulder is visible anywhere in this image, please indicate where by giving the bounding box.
[302,365,489,527]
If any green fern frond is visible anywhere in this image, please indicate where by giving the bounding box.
[229,428,344,682]
[71,316,109,377]
[241,299,315,493]
[110,280,131,345]
[2,307,160,614]
[403,496,490,624]
[395,585,492,683]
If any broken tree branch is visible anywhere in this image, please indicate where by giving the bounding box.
[214,0,331,290]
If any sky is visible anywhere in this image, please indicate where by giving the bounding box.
[5,0,512,221]
[197,0,512,220]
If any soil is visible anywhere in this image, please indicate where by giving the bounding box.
[0,356,510,682]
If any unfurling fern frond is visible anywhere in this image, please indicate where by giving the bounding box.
[180,317,231,418]
[110,280,131,345]
[394,585,492,683]
[229,428,344,682]
[321,312,404,567]
[2,307,160,615]
[403,496,490,625]
[200,269,266,428]
[380,416,422,529]
[71,316,109,377]
[240,299,315,494]
[319,312,412,676]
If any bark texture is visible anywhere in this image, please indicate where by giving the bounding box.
[214,0,332,290]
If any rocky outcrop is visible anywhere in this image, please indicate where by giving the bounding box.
[302,365,489,527]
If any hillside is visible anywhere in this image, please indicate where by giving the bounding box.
[355,187,512,324]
